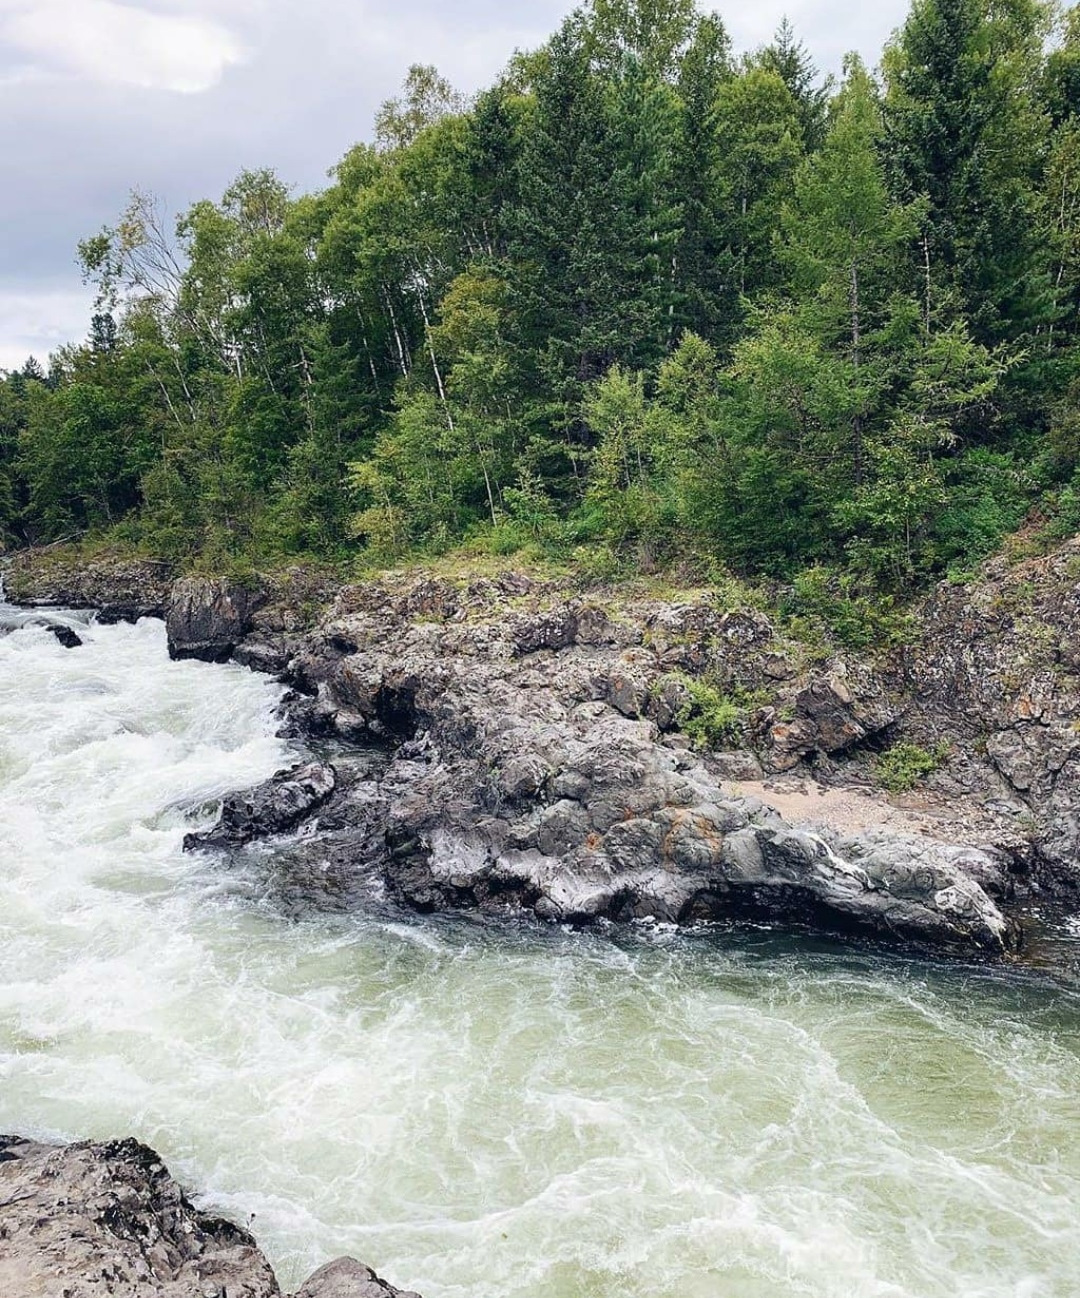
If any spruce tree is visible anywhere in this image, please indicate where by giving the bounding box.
[883,0,1052,346]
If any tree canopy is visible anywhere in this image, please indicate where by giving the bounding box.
[2,0,1078,591]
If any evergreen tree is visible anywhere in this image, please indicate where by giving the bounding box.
[672,13,738,341]
[883,0,1052,346]
[759,17,830,151]
[508,14,680,454]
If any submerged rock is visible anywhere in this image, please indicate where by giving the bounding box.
[50,623,83,648]
[0,1136,420,1298]
[185,761,337,850]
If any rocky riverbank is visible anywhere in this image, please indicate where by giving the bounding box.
[10,542,1080,955]
[0,1136,420,1297]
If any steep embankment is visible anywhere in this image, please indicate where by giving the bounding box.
[15,543,1075,954]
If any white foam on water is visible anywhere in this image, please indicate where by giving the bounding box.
[1,610,1078,1298]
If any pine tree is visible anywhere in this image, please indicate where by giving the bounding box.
[672,14,738,342]
[883,0,1052,346]
[508,15,681,450]
[759,17,830,152]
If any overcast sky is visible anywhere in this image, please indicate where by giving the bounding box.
[0,0,909,370]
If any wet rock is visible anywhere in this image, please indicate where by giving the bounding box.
[185,761,337,850]
[0,1136,423,1298]
[50,623,83,648]
[233,635,296,677]
[293,1258,422,1298]
[167,577,266,663]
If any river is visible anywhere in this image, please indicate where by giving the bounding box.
[1,604,1078,1298]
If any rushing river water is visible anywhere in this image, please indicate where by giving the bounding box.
[1,605,1079,1298]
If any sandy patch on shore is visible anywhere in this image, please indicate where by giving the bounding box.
[725,778,954,840]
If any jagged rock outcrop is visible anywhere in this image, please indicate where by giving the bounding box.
[179,574,1019,952]
[0,1136,417,1297]
[167,577,268,663]
[294,1259,420,1298]
[900,538,1080,895]
[185,761,337,849]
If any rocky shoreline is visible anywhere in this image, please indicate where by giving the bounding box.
[10,544,1080,956]
[0,1136,420,1297]
[6,545,1080,1294]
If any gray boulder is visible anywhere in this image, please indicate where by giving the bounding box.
[0,1136,279,1297]
[167,577,266,663]
[294,1258,421,1298]
[0,1137,422,1298]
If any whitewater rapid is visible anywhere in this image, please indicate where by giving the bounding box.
[0,607,1078,1297]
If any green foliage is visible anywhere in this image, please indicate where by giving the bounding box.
[875,741,951,793]
[675,676,746,750]
[932,450,1034,574]
[0,0,1071,602]
[779,566,914,651]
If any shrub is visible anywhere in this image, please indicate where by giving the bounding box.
[779,565,913,652]
[677,678,745,750]
[875,741,950,793]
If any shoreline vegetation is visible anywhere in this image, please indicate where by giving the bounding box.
[3,0,1080,608]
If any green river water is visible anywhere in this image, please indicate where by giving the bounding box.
[0,607,1077,1298]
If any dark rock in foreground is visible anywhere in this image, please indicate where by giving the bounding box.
[0,1136,420,1298]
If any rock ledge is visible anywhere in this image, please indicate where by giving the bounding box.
[0,1136,420,1297]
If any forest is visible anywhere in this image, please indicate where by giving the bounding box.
[4,0,1080,595]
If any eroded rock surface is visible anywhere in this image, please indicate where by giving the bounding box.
[178,573,1020,952]
[0,1137,419,1298]
[185,761,337,850]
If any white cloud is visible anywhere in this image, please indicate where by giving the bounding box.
[0,286,95,371]
[0,0,244,94]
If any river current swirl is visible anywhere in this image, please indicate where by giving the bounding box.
[0,606,1078,1297]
